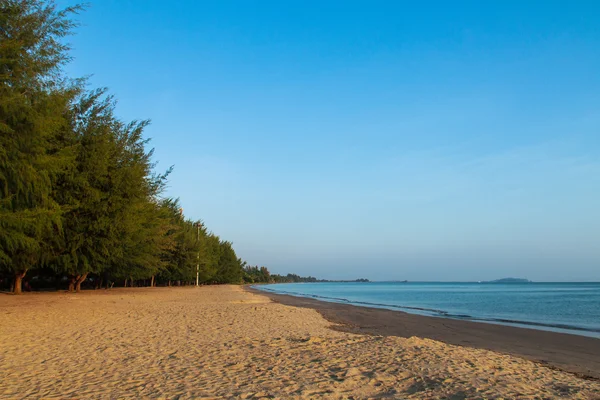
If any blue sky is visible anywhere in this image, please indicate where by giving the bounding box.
[58,0,600,281]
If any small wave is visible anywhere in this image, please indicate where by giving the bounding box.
[257,286,462,318]
[256,285,600,335]
[473,317,600,334]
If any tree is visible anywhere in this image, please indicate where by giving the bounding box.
[52,84,173,291]
[214,241,243,284]
[0,0,83,293]
[158,202,202,285]
[243,265,271,283]
[52,90,117,291]
[198,232,220,283]
[100,118,170,288]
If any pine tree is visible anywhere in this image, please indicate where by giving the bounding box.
[0,0,83,293]
[158,205,202,285]
[52,90,121,291]
[214,241,243,284]
[1,1,249,293]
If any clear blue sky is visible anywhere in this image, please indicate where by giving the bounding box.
[58,0,600,281]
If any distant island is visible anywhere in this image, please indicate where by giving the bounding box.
[484,278,532,283]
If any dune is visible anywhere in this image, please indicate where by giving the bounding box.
[0,285,598,399]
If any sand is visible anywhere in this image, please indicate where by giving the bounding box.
[0,286,599,399]
[255,288,600,381]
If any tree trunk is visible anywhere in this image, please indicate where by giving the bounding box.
[168,280,171,287]
[13,270,27,295]
[97,278,103,290]
[68,275,79,292]
[150,275,155,287]
[130,277,134,287]
[75,273,88,292]
[124,278,128,288]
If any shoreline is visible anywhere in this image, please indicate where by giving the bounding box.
[248,286,600,380]
[254,285,600,338]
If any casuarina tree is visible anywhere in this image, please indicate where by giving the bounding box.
[0,0,83,293]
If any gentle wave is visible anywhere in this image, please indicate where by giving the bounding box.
[256,285,600,335]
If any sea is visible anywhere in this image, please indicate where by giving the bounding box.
[256,282,600,338]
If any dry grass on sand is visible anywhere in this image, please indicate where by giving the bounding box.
[1,286,599,399]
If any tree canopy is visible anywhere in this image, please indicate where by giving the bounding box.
[0,0,248,293]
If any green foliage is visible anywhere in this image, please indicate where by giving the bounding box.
[0,0,82,283]
[243,266,271,283]
[158,202,202,283]
[0,0,248,292]
[243,266,369,284]
[213,241,243,284]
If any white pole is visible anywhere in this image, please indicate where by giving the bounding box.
[196,223,200,287]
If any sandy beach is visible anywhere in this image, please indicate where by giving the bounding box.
[255,288,600,381]
[1,286,599,399]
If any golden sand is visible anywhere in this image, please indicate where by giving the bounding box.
[0,286,598,399]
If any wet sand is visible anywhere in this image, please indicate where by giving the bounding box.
[1,286,599,399]
[250,287,600,381]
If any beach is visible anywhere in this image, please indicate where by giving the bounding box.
[1,286,599,399]
[254,287,600,380]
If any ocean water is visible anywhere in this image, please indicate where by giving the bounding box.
[256,282,600,338]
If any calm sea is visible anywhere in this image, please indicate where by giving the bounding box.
[256,282,600,338]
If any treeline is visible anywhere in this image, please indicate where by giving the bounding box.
[0,1,245,293]
[243,266,369,284]
[243,266,318,284]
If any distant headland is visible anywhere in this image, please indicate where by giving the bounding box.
[484,278,532,283]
